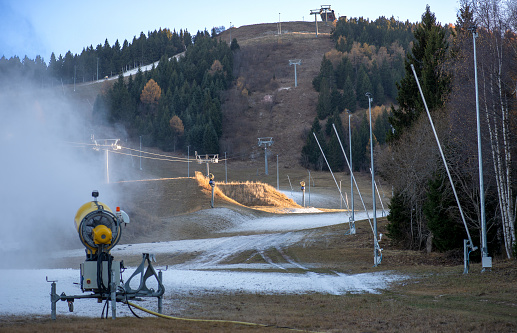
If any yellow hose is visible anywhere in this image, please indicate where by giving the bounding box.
[125,301,316,332]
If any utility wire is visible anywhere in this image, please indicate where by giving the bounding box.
[122,146,191,161]
[107,148,191,163]
[66,141,232,163]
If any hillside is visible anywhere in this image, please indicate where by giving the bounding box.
[62,22,334,167]
[218,22,334,167]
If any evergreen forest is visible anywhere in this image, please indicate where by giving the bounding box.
[94,30,234,153]
[301,15,416,172]
[0,28,193,87]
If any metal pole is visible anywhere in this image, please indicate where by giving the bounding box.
[313,132,350,213]
[349,113,354,222]
[111,270,116,319]
[340,180,342,209]
[279,13,281,35]
[51,282,57,320]
[464,239,470,274]
[287,175,293,197]
[210,180,215,208]
[264,146,268,175]
[367,92,378,266]
[333,124,374,236]
[308,169,311,206]
[276,155,279,190]
[315,14,318,36]
[294,64,298,87]
[225,151,228,183]
[106,145,110,184]
[187,145,190,177]
[370,169,387,216]
[471,27,488,266]
[158,271,163,313]
[139,136,142,170]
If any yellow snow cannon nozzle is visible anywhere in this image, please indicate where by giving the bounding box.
[74,191,122,255]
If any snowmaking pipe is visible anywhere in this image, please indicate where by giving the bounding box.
[410,64,475,250]
[331,124,379,242]
[312,132,351,215]
[369,168,387,216]
[124,301,318,332]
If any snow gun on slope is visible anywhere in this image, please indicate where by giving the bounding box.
[48,191,165,320]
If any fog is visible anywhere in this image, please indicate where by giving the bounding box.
[0,83,125,267]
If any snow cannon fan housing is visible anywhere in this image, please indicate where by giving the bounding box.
[74,191,129,256]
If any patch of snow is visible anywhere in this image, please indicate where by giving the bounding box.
[1,208,401,318]
[223,211,383,233]
[79,52,185,86]
[279,207,323,213]
[0,268,406,317]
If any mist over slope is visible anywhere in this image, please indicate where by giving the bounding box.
[0,82,129,264]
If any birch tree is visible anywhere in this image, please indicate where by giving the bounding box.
[460,0,517,257]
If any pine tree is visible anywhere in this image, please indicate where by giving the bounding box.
[312,56,334,92]
[423,171,463,251]
[326,110,346,172]
[387,190,411,246]
[388,5,451,141]
[316,78,333,120]
[202,122,219,153]
[351,114,370,171]
[301,117,326,170]
[230,38,240,51]
[335,57,354,89]
[342,76,356,112]
[356,66,373,109]
[109,75,134,124]
[373,108,390,145]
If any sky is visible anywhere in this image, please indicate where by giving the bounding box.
[0,0,460,63]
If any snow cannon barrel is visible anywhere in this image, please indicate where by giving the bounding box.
[74,191,128,255]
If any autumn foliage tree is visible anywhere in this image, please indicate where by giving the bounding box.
[169,115,184,152]
[140,79,161,105]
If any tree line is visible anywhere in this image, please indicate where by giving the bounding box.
[301,15,410,172]
[304,2,517,258]
[0,28,192,87]
[381,2,516,258]
[95,31,235,154]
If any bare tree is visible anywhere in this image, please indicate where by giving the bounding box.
[378,114,445,250]
[458,0,517,257]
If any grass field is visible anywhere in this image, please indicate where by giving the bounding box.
[2,224,516,332]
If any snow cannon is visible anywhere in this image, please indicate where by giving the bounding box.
[74,190,129,257]
[48,191,164,320]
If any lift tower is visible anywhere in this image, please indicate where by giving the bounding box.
[195,152,219,177]
[258,137,273,175]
